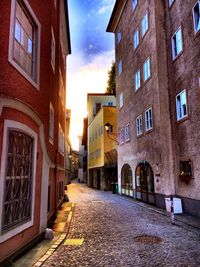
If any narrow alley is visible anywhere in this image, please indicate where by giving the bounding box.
[39,181,200,267]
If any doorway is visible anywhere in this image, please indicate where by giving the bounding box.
[135,162,155,204]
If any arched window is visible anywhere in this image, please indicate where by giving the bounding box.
[121,164,133,196]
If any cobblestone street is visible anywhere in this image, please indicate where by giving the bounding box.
[42,182,200,267]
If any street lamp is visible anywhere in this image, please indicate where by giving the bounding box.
[104,123,119,145]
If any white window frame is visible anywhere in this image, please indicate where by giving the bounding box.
[143,57,151,82]
[171,27,183,60]
[119,93,123,109]
[125,123,131,142]
[168,0,174,7]
[117,31,121,44]
[132,0,138,12]
[136,115,142,136]
[193,1,200,34]
[58,123,65,155]
[8,0,41,89]
[135,69,141,91]
[51,27,56,72]
[0,120,37,243]
[49,102,54,144]
[145,107,153,131]
[133,28,139,49]
[120,128,124,145]
[141,11,149,37]
[118,60,122,76]
[176,90,188,121]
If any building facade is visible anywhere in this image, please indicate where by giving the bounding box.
[0,0,71,262]
[87,94,117,190]
[107,0,200,217]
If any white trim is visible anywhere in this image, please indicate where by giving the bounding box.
[51,27,56,73]
[168,0,174,7]
[171,27,183,60]
[0,120,37,243]
[145,107,153,131]
[176,89,188,121]
[192,0,200,34]
[8,0,41,90]
[0,96,55,168]
[40,156,49,232]
[136,114,143,136]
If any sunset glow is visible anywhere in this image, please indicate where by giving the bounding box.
[67,51,114,150]
[66,0,115,150]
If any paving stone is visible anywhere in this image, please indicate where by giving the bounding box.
[42,183,200,267]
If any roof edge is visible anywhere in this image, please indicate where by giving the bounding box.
[64,0,71,55]
[106,0,128,33]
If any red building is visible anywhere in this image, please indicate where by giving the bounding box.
[0,0,71,262]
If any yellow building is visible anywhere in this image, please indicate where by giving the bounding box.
[87,94,117,190]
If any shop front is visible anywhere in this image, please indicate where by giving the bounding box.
[121,164,133,197]
[135,162,155,205]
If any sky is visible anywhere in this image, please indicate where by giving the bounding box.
[66,0,115,150]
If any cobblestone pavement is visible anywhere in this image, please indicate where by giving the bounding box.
[42,182,200,267]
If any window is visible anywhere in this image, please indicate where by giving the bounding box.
[117,32,121,43]
[135,69,141,91]
[168,0,174,7]
[59,70,65,109]
[125,123,131,142]
[2,130,33,232]
[145,108,153,131]
[141,12,149,37]
[176,90,188,121]
[108,102,113,106]
[136,115,142,136]
[172,27,183,60]
[143,57,151,82]
[180,160,192,177]
[120,128,124,144]
[51,28,56,71]
[49,102,54,143]
[95,103,101,114]
[119,93,123,109]
[133,28,139,49]
[193,1,200,33]
[118,60,122,76]
[132,0,137,11]
[10,0,40,88]
[58,124,65,154]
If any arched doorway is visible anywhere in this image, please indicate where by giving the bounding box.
[135,162,155,204]
[121,164,133,197]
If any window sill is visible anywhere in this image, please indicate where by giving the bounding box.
[8,57,39,90]
[49,137,54,145]
[143,76,151,87]
[145,128,153,134]
[194,29,200,39]
[172,50,183,63]
[136,130,142,136]
[176,115,189,124]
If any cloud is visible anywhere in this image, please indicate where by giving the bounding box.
[97,0,115,15]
